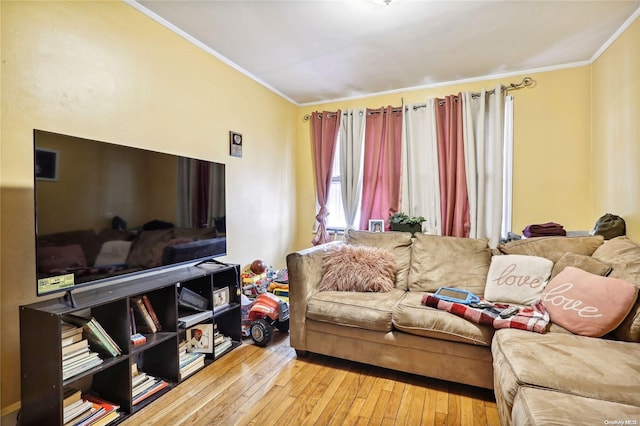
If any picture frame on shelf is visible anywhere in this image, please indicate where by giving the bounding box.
[213,287,229,310]
[368,219,384,233]
[186,323,213,353]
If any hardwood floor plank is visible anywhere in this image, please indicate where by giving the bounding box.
[120,335,498,425]
[407,382,427,426]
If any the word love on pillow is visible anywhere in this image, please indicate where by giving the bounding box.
[484,255,553,305]
[541,266,638,337]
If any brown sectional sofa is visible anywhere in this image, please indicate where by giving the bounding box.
[286,230,640,425]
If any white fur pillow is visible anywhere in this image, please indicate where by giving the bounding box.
[484,254,553,305]
[320,244,396,292]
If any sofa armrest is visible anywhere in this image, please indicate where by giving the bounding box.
[286,241,343,350]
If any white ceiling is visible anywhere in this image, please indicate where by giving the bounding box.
[130,0,640,105]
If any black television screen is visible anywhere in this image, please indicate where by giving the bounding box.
[34,129,226,296]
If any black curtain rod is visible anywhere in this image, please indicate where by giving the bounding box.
[303,76,535,121]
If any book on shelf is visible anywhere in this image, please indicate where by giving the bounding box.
[63,351,101,371]
[214,336,233,359]
[62,339,89,357]
[62,355,103,381]
[62,332,84,347]
[130,362,169,406]
[61,322,83,340]
[129,306,137,336]
[61,314,121,358]
[132,376,160,399]
[179,352,205,370]
[132,379,169,405]
[63,388,82,408]
[177,310,213,328]
[179,357,205,380]
[63,399,93,425]
[76,394,120,426]
[130,297,157,333]
[142,294,163,331]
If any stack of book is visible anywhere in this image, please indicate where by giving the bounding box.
[63,389,93,425]
[62,389,120,426]
[131,363,169,406]
[130,295,162,334]
[61,323,103,381]
[178,340,206,380]
[62,315,122,358]
[214,326,233,359]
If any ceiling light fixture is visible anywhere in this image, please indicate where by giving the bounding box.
[369,0,395,6]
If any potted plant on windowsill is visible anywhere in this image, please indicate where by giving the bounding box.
[389,212,426,235]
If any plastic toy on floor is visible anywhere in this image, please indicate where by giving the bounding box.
[248,292,289,346]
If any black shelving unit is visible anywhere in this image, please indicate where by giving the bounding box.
[20,262,241,426]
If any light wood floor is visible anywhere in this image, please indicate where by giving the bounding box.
[121,334,499,425]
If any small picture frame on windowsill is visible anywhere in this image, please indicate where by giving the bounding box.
[368,220,384,233]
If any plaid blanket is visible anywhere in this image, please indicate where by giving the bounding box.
[421,294,550,334]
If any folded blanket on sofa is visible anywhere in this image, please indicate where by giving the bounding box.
[523,222,566,237]
[421,294,550,333]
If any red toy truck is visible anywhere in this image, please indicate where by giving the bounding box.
[248,292,290,346]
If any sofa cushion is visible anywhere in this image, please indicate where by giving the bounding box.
[497,235,604,263]
[492,328,640,415]
[541,266,638,337]
[408,234,491,295]
[550,252,611,279]
[511,386,640,426]
[345,229,413,290]
[307,288,406,332]
[592,237,640,342]
[484,255,553,305]
[319,244,396,292]
[392,292,494,346]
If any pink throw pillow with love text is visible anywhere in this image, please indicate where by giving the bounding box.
[542,266,638,337]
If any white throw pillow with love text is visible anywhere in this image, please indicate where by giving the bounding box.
[484,254,553,305]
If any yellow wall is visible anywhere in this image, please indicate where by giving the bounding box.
[0,1,297,411]
[293,67,594,251]
[592,16,640,239]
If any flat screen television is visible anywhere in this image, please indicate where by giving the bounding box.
[34,129,226,297]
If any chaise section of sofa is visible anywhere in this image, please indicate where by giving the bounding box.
[492,235,640,425]
[493,329,640,425]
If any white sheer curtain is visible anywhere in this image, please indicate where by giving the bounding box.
[462,84,507,248]
[401,100,442,235]
[339,109,366,229]
[502,95,514,239]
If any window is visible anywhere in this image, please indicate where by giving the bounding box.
[326,138,347,229]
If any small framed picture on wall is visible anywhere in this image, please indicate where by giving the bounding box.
[368,219,384,233]
[229,131,243,158]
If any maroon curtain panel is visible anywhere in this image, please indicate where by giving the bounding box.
[310,110,341,245]
[359,106,403,231]
[435,95,470,237]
